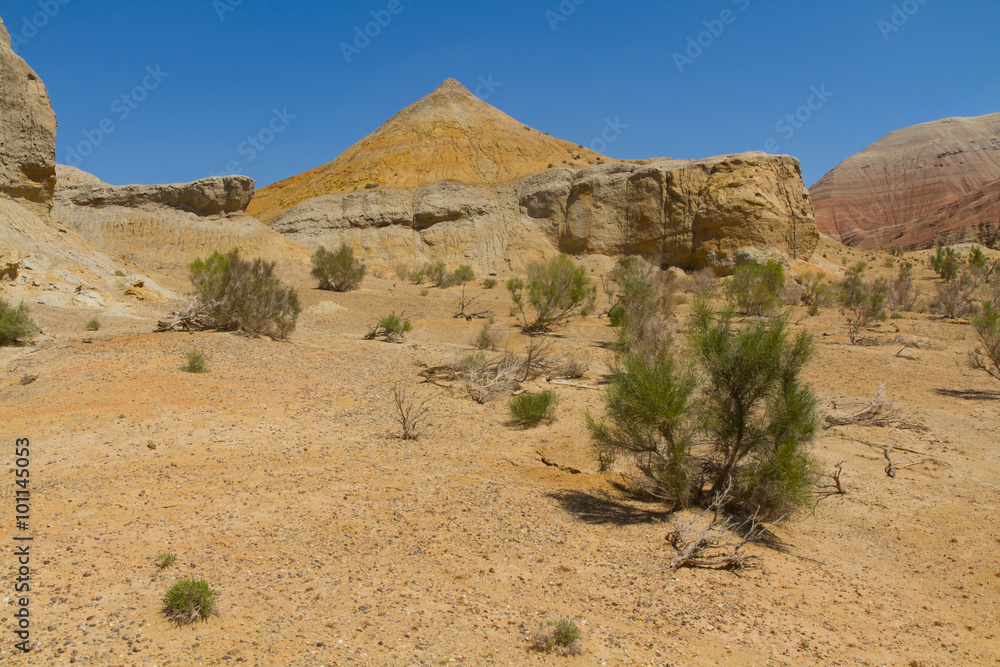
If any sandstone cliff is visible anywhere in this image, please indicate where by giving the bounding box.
[0,16,57,216]
[811,113,1000,249]
[53,171,310,277]
[248,79,609,224]
[271,153,817,273]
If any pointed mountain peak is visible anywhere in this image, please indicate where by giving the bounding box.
[432,78,475,97]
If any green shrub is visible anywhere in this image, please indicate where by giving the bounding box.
[795,273,829,316]
[507,254,591,333]
[0,299,39,346]
[888,261,918,315]
[393,263,410,281]
[508,390,558,427]
[162,579,216,625]
[969,301,1000,380]
[930,273,976,319]
[839,263,888,344]
[85,317,101,332]
[482,277,497,289]
[114,269,126,277]
[473,318,507,350]
[188,250,300,339]
[606,257,677,355]
[531,617,583,655]
[366,312,412,342]
[364,182,378,189]
[725,261,786,316]
[888,246,904,257]
[929,245,960,282]
[155,553,177,569]
[451,265,475,285]
[310,244,366,292]
[589,299,820,519]
[181,349,209,373]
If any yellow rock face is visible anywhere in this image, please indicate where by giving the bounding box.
[248,79,609,224]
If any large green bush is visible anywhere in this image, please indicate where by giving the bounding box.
[310,244,366,292]
[189,250,300,339]
[588,299,820,519]
[839,262,888,344]
[969,301,1000,380]
[0,299,39,346]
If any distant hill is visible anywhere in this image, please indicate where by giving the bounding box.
[810,112,1000,249]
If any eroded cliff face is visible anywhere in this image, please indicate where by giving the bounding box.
[0,16,57,216]
[270,153,818,273]
[52,172,310,275]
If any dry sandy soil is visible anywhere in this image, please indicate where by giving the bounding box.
[1,240,998,666]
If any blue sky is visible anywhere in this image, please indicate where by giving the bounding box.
[4,0,998,188]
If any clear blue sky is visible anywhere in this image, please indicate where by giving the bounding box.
[5,0,998,188]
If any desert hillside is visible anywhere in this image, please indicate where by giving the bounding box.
[811,113,1000,249]
[2,240,999,666]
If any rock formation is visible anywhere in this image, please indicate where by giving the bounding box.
[248,79,609,224]
[53,171,310,276]
[271,153,817,273]
[260,79,817,272]
[0,16,57,216]
[811,113,1000,249]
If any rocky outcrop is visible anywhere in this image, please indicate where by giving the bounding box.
[271,153,817,273]
[249,79,609,224]
[0,16,57,215]
[53,170,309,275]
[56,175,255,217]
[811,113,1000,249]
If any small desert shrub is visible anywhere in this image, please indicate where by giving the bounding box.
[85,317,101,332]
[310,244,366,292]
[114,269,127,277]
[181,349,209,373]
[482,277,497,289]
[888,261,918,315]
[393,380,433,440]
[364,182,378,189]
[840,263,888,344]
[0,299,40,346]
[472,318,508,350]
[162,579,216,625]
[507,254,591,333]
[888,246,904,257]
[188,250,300,339]
[508,390,558,427]
[795,273,829,316]
[366,313,412,342]
[423,261,449,287]
[155,553,177,569]
[451,265,475,285]
[931,273,977,319]
[725,261,785,316]
[929,245,960,282]
[969,301,1000,380]
[393,263,410,281]
[531,618,583,655]
[606,257,678,355]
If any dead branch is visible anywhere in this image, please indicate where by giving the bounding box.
[883,440,897,478]
[392,378,435,440]
[817,461,846,495]
[825,385,928,431]
[453,284,492,321]
[155,299,217,333]
[666,481,781,572]
[839,435,951,466]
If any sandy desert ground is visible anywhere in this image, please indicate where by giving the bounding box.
[1,240,998,666]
